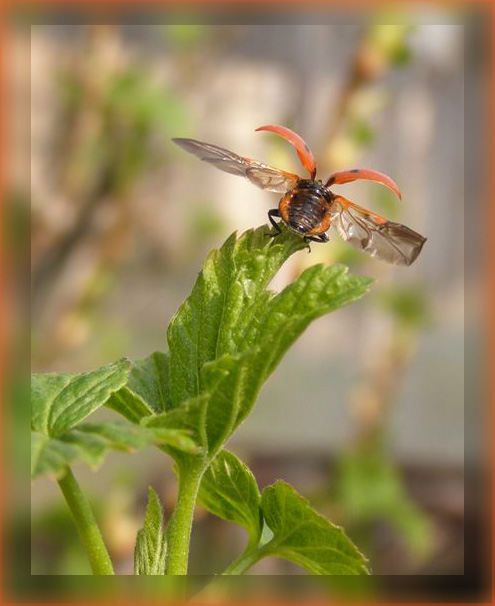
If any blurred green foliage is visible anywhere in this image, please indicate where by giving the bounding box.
[32,504,92,575]
[333,440,432,562]
[349,117,375,148]
[370,187,402,222]
[188,202,227,244]
[4,191,30,254]
[163,24,210,50]
[376,284,431,329]
[59,66,187,195]
[366,23,413,68]
[323,18,432,563]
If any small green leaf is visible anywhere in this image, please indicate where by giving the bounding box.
[31,373,73,434]
[261,481,370,575]
[106,352,172,422]
[134,487,167,575]
[198,450,262,545]
[31,431,80,479]
[199,352,253,453]
[105,387,153,424]
[32,359,131,437]
[126,352,172,414]
[31,421,197,480]
[142,394,208,465]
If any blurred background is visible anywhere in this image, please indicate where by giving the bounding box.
[22,8,481,579]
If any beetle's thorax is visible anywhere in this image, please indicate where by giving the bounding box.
[279,180,333,235]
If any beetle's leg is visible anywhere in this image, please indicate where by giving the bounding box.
[303,233,329,253]
[302,239,312,253]
[267,208,282,238]
[305,233,329,243]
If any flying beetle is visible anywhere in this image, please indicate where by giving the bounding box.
[172,125,426,265]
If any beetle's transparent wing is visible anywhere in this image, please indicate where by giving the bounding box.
[173,138,299,194]
[329,195,426,266]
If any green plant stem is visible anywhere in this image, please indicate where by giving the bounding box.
[165,462,205,575]
[222,544,266,575]
[57,468,114,575]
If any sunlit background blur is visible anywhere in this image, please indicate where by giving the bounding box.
[24,10,476,578]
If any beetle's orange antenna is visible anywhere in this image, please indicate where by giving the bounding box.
[326,169,402,200]
[256,125,317,180]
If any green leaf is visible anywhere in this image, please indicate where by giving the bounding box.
[200,266,371,453]
[233,264,372,427]
[198,450,262,546]
[196,353,252,453]
[165,227,371,456]
[106,352,172,422]
[261,481,370,575]
[134,487,167,575]
[240,264,371,359]
[31,421,198,480]
[32,359,131,437]
[166,226,306,407]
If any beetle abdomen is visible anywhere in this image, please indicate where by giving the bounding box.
[280,180,332,235]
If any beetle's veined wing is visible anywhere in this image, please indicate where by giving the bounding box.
[329,195,426,266]
[172,138,299,193]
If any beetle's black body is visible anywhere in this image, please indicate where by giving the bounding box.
[281,180,333,236]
